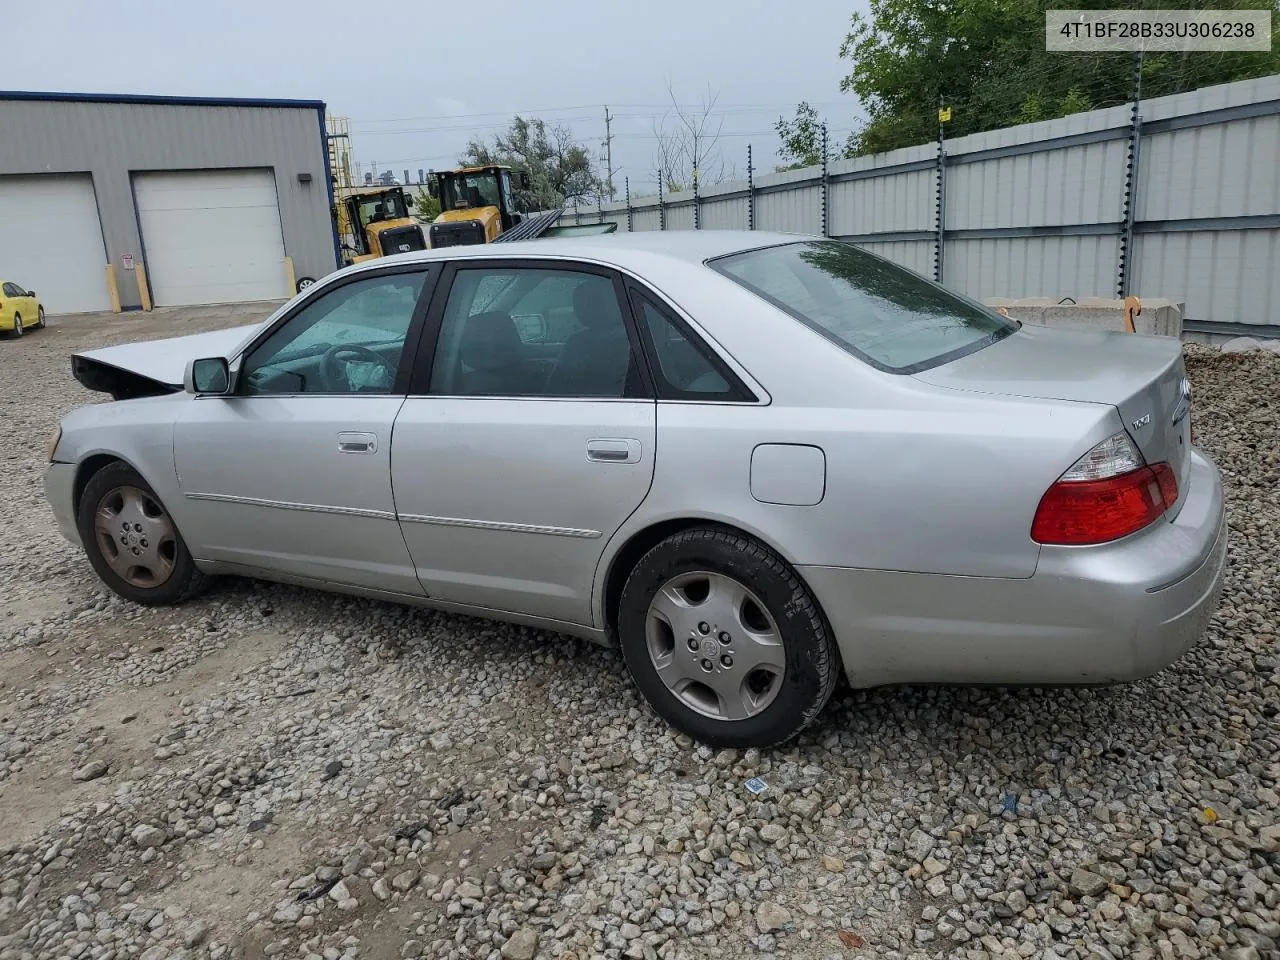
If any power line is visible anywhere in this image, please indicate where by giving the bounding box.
[346,100,858,126]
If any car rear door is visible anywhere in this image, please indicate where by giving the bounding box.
[172,265,436,595]
[390,259,657,627]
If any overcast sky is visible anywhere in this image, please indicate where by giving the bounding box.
[8,0,869,196]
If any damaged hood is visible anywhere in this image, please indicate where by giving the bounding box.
[72,322,265,399]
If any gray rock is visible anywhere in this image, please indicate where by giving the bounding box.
[759,823,786,843]
[500,926,538,960]
[1070,867,1109,898]
[756,901,792,932]
[130,825,165,849]
[72,760,108,782]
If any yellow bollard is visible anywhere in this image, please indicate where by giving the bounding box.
[104,264,123,314]
[136,261,153,312]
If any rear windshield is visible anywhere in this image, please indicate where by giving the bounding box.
[710,240,1016,373]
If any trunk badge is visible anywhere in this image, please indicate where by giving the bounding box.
[1131,413,1151,431]
[1172,377,1192,425]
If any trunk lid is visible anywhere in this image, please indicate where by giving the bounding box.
[914,324,1192,513]
[72,322,264,398]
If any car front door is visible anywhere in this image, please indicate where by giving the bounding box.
[391,260,657,626]
[173,265,435,595]
[2,283,27,326]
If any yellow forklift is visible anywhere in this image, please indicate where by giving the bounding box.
[426,165,564,246]
[336,185,428,265]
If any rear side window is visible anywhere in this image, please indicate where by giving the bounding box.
[630,291,750,401]
[710,240,1016,374]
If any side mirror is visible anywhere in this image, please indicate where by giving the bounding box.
[185,357,231,395]
[26,290,35,297]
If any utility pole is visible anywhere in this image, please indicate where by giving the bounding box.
[602,106,616,200]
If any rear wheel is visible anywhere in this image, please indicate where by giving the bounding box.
[35,306,45,329]
[77,461,209,605]
[10,313,22,338]
[617,526,840,748]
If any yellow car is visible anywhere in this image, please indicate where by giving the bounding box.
[2,281,45,337]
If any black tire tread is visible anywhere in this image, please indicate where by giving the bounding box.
[618,525,840,747]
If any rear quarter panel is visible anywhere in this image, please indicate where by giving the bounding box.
[606,386,1117,587]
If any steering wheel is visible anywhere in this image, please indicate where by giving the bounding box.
[319,344,394,392]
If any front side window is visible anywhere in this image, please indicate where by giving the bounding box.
[711,240,1016,374]
[428,267,643,398]
[2,283,21,297]
[240,271,427,395]
[441,172,500,211]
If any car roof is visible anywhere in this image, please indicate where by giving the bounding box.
[386,229,818,271]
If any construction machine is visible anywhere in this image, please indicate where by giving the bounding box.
[425,165,564,246]
[335,185,427,266]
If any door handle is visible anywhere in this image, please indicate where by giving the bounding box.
[586,438,641,464]
[337,431,378,454]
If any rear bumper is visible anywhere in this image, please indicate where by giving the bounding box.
[801,447,1228,688]
[44,461,82,547]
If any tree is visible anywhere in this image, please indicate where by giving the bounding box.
[649,81,728,191]
[774,101,828,170]
[413,188,441,222]
[840,0,1280,156]
[459,116,600,210]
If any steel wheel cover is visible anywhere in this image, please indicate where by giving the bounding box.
[92,485,178,588]
[644,570,785,721]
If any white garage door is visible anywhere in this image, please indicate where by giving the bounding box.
[0,175,111,314]
[134,170,290,307]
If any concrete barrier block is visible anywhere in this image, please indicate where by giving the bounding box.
[981,297,1183,337]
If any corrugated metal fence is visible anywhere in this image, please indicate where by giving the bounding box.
[564,75,1280,333]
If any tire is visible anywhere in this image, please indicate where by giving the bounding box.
[617,526,840,748]
[10,313,22,338]
[76,461,210,606]
[35,306,45,329]
[296,276,316,293]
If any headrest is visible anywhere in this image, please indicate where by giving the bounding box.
[459,311,522,371]
[572,280,620,330]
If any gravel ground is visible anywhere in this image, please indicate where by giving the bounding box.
[1,310,1278,960]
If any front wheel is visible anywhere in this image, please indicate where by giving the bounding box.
[76,461,209,605]
[35,306,45,329]
[617,526,840,748]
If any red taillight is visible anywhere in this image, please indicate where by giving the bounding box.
[1032,463,1178,545]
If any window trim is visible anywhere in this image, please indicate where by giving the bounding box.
[408,258,656,401]
[707,239,1018,376]
[624,282,758,404]
[228,262,439,398]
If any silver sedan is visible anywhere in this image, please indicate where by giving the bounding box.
[44,231,1228,747]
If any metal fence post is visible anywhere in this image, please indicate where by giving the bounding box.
[934,112,947,283]
[747,145,755,230]
[597,192,603,224]
[693,169,701,229]
[625,177,633,232]
[658,174,666,231]
[821,124,829,238]
[1118,52,1144,298]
